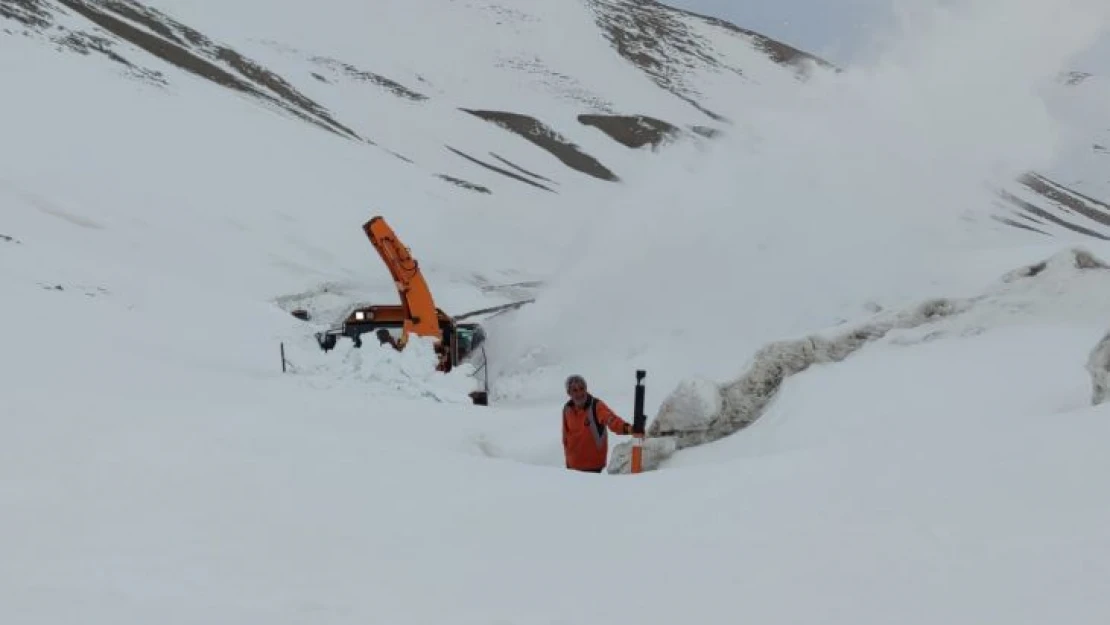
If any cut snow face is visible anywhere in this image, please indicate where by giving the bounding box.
[1085,330,1110,405]
[611,246,1110,472]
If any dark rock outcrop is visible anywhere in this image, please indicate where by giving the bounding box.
[577,114,679,149]
[462,109,618,182]
[445,145,557,192]
[436,174,492,195]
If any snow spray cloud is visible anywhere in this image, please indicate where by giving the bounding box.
[496,0,1110,384]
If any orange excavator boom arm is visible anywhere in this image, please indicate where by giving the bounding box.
[362,216,443,343]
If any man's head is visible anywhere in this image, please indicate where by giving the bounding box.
[566,374,588,406]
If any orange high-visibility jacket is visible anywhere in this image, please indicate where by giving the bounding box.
[562,395,631,471]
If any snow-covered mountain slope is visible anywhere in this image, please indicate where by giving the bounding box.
[1,0,822,198]
[5,0,1110,623]
[2,0,1104,225]
[998,70,1110,239]
[1,0,845,314]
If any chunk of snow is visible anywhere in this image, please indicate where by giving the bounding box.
[339,335,479,404]
[653,377,722,431]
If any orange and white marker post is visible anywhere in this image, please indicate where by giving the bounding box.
[631,369,647,474]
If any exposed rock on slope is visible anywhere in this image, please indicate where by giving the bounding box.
[1,0,51,27]
[308,55,429,102]
[1000,173,1110,240]
[445,146,558,192]
[585,0,835,122]
[435,174,491,195]
[55,0,363,139]
[578,114,679,149]
[663,2,835,71]
[462,109,618,182]
[586,0,731,122]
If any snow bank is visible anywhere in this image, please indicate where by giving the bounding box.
[609,247,1110,472]
[1086,331,1110,405]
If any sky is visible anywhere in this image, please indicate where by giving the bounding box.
[665,0,894,66]
[667,0,1110,70]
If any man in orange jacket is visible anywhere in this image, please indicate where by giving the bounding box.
[562,374,634,473]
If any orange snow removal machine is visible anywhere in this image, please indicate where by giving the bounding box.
[314,216,532,406]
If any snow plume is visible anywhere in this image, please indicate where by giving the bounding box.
[497,0,1110,390]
